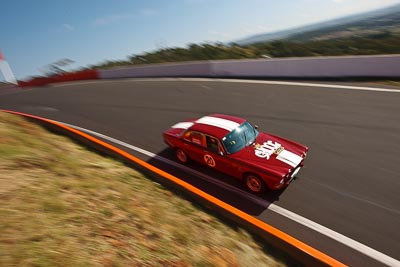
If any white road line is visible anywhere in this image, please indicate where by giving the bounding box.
[47,77,400,93]
[57,121,400,267]
[60,122,268,207]
[217,79,400,93]
[115,77,400,93]
[268,204,400,267]
[50,80,101,87]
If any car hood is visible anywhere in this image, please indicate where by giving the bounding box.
[231,132,308,177]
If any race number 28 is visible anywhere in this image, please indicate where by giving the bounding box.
[204,154,216,167]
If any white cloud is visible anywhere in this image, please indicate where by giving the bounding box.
[93,14,132,26]
[62,24,74,32]
[332,0,344,3]
[93,9,158,27]
[209,30,232,39]
[239,23,268,35]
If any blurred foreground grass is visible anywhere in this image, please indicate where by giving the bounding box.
[0,112,287,267]
[380,80,400,87]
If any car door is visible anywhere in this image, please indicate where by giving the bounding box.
[182,130,206,163]
[203,135,237,176]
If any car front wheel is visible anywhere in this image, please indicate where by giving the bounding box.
[176,148,189,164]
[244,174,266,193]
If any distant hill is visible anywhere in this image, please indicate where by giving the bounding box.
[90,4,400,70]
[234,3,400,45]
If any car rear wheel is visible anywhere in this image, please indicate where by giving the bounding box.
[244,174,266,193]
[176,148,189,164]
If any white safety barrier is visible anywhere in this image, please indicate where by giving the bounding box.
[98,55,400,79]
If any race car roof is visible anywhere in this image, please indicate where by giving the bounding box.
[188,114,246,139]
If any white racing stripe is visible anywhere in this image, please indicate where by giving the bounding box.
[196,116,240,131]
[171,122,194,129]
[57,121,399,267]
[276,150,303,168]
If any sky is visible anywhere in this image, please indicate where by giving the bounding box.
[1,0,400,80]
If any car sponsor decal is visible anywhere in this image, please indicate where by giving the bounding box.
[254,141,302,167]
[254,141,282,160]
[204,154,216,167]
[196,116,240,132]
[171,122,194,129]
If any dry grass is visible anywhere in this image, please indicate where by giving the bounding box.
[0,112,287,267]
[379,80,400,87]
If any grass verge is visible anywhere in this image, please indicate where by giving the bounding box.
[0,112,288,267]
[379,80,400,87]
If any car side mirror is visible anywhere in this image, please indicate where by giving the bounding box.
[254,125,259,130]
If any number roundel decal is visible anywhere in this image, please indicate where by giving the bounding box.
[204,154,216,167]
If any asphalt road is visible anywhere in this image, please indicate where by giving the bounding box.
[1,79,399,266]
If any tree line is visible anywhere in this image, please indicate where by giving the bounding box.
[92,33,400,69]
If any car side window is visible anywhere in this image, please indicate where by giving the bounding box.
[206,135,221,154]
[184,131,205,146]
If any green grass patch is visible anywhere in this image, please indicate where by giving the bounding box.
[0,112,289,266]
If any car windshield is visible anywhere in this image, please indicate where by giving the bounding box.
[222,122,259,154]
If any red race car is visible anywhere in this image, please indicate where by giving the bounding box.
[163,114,308,193]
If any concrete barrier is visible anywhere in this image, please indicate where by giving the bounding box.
[99,61,212,79]
[17,55,400,88]
[211,55,400,78]
[98,55,400,79]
